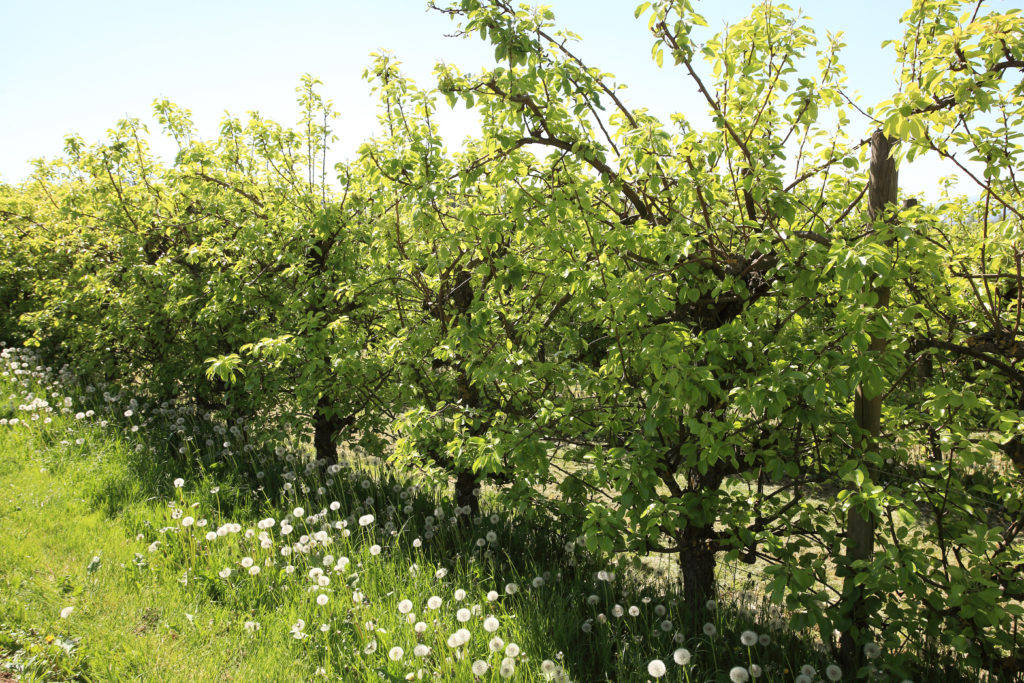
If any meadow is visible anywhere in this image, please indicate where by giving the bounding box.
[1,345,897,682]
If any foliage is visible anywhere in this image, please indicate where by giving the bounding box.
[1,0,1022,679]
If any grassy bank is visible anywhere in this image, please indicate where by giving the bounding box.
[0,348,910,682]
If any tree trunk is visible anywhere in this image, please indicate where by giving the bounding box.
[454,469,479,523]
[313,395,344,465]
[839,130,897,675]
[679,530,717,608]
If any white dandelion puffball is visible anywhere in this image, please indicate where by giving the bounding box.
[729,666,750,683]
[316,594,329,606]
[60,606,74,619]
[750,664,763,678]
[483,616,500,632]
[505,642,520,657]
[472,660,489,675]
[293,507,304,518]
[703,622,716,636]
[647,659,667,678]
[826,664,843,681]
[358,514,374,526]
[454,588,466,601]
[541,660,557,674]
[505,582,518,595]
[369,544,381,555]
[240,557,254,568]
[427,596,442,610]
[414,644,431,657]
[628,605,640,617]
[673,648,691,665]
[173,478,185,488]
[398,599,413,614]
[863,643,881,660]
[758,633,771,646]
[388,646,403,661]
[801,665,817,677]
[435,567,448,579]
[611,604,624,618]
[499,657,516,678]
[487,590,499,601]
[740,630,758,646]
[457,608,471,623]
[489,636,505,652]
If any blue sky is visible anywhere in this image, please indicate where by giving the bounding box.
[0,0,1002,196]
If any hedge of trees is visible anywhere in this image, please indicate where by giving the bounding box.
[2,0,1022,678]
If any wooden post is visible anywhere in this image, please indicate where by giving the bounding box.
[839,130,898,674]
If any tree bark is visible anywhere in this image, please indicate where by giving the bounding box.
[839,130,897,675]
[313,395,344,465]
[679,531,717,608]
[454,469,480,522]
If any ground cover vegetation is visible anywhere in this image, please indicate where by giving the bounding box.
[1,0,1022,680]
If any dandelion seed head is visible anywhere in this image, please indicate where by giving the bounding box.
[647,659,667,678]
[499,657,515,678]
[730,666,750,683]
[673,648,691,665]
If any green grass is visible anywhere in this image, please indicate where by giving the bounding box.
[0,349,949,682]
